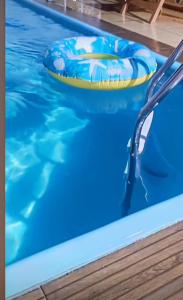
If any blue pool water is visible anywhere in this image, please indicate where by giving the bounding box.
[6,0,183,266]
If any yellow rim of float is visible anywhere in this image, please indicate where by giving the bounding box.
[79,53,119,60]
[48,70,155,91]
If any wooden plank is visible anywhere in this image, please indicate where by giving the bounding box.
[120,1,128,16]
[13,288,46,300]
[124,0,165,23]
[45,240,183,300]
[90,254,183,300]
[150,0,166,23]
[166,288,183,300]
[142,275,183,300]
[42,222,183,295]
[117,263,183,300]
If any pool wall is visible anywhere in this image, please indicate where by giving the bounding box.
[6,1,183,298]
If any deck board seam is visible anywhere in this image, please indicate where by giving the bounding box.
[138,274,183,300]
[45,247,183,299]
[165,287,183,300]
[110,261,183,300]
[43,227,183,295]
[40,286,48,300]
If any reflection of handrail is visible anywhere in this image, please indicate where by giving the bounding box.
[123,40,183,215]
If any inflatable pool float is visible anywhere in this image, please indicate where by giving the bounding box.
[43,36,157,90]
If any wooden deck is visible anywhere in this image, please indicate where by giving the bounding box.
[14,221,183,300]
[37,0,183,62]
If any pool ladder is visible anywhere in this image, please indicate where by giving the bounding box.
[123,40,183,215]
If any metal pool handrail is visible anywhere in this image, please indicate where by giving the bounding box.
[147,40,183,100]
[123,40,183,215]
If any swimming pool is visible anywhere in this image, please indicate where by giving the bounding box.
[6,0,183,298]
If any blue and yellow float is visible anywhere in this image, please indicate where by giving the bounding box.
[43,36,157,90]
